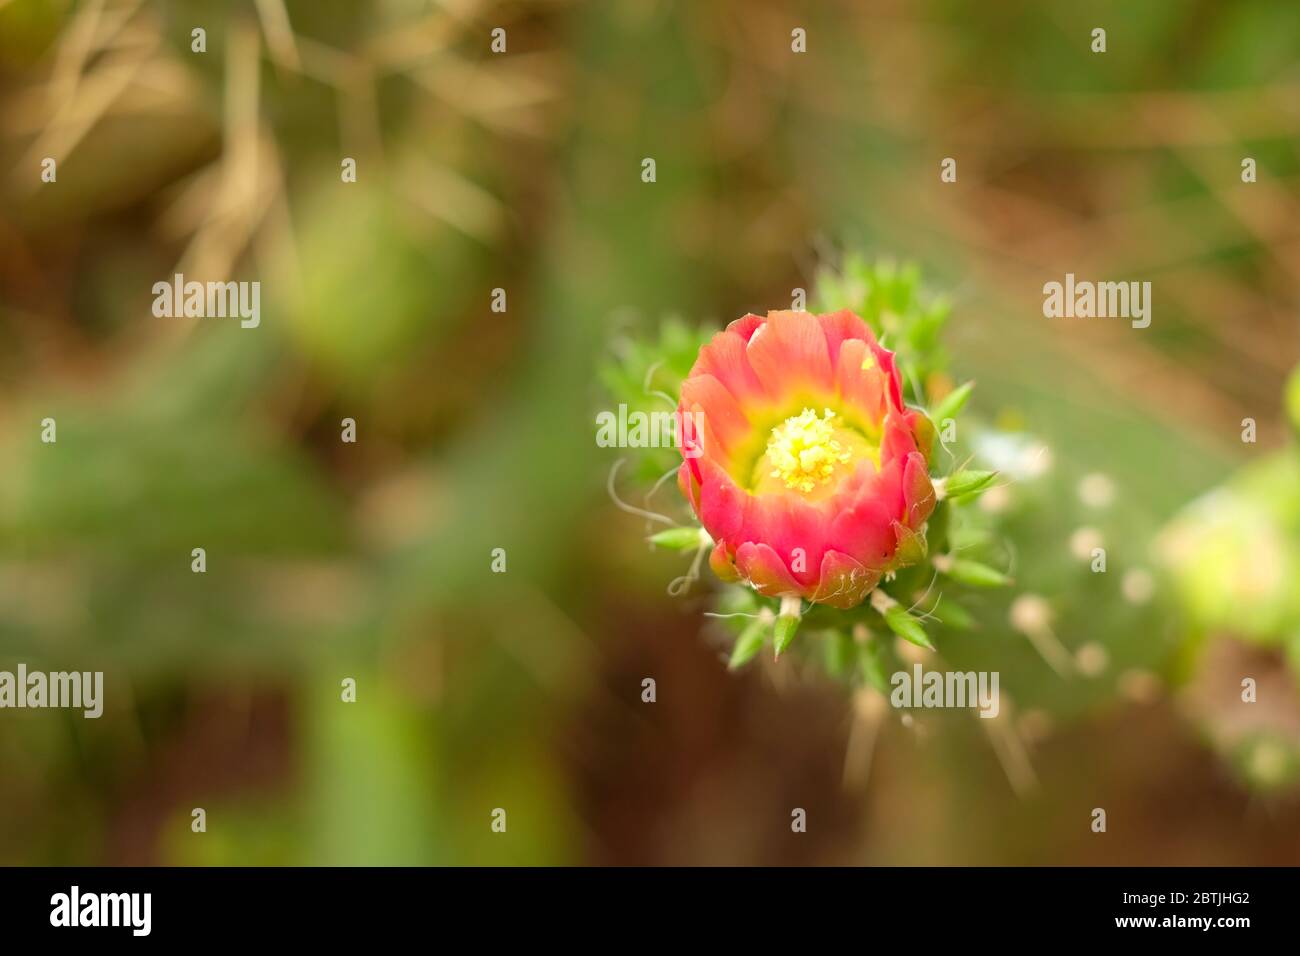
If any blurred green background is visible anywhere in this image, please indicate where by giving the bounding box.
[1,0,1298,865]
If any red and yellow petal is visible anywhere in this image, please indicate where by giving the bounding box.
[834,339,888,428]
[677,308,935,609]
[745,311,835,399]
[692,322,767,407]
[741,492,830,589]
[709,541,741,583]
[694,455,746,542]
[817,308,877,359]
[827,491,900,570]
[679,373,751,463]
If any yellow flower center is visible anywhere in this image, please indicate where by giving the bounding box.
[765,408,853,493]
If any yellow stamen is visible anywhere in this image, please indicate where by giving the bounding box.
[766,408,852,493]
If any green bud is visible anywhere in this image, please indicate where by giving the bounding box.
[932,597,976,630]
[939,469,998,502]
[649,526,710,550]
[931,380,974,426]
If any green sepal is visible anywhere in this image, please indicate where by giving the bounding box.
[944,558,1011,588]
[883,603,933,650]
[773,614,801,659]
[892,520,928,567]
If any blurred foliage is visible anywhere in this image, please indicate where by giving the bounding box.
[1161,452,1300,647]
[279,183,483,385]
[811,255,952,394]
[1157,366,1300,790]
[599,318,714,485]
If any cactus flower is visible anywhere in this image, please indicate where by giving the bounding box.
[677,309,936,608]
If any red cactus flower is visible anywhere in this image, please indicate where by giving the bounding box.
[676,310,936,609]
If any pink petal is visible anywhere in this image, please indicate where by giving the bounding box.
[811,550,881,609]
[746,311,834,398]
[695,456,746,542]
[726,313,766,342]
[679,373,751,462]
[817,309,876,363]
[902,452,936,528]
[868,342,905,411]
[709,541,741,582]
[880,410,920,464]
[739,492,835,589]
[827,503,896,571]
[693,326,767,407]
[678,460,700,507]
[834,339,886,426]
[734,541,804,598]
